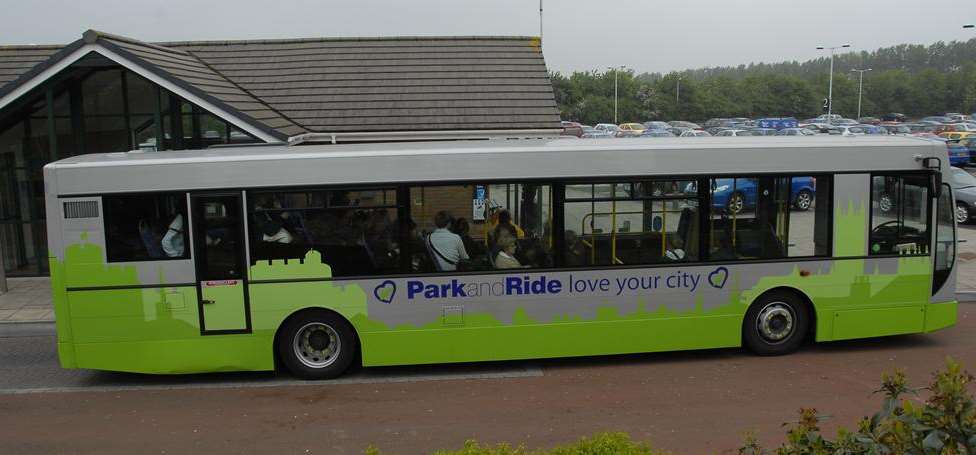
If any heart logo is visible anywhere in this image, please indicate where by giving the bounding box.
[374,280,396,304]
[708,267,729,289]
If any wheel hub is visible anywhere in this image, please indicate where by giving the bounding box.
[757,303,794,343]
[293,322,340,368]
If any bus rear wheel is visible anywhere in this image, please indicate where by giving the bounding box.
[278,311,357,380]
[742,291,809,356]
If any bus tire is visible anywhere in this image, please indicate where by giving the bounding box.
[277,310,357,380]
[742,290,809,356]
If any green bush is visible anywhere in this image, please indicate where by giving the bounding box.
[366,432,669,455]
[740,358,976,454]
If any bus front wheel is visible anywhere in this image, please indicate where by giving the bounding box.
[278,310,357,380]
[742,290,809,356]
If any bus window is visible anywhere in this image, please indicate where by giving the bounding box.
[787,176,831,257]
[563,180,699,267]
[870,175,929,255]
[409,183,552,272]
[248,188,399,277]
[708,177,788,260]
[933,183,955,293]
[103,193,188,262]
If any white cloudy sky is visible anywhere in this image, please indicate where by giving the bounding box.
[2,0,974,74]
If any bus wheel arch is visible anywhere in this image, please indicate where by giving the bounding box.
[742,287,815,356]
[273,307,361,379]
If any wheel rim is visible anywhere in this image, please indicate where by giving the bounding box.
[729,194,744,214]
[755,302,795,345]
[292,322,341,369]
[796,192,812,210]
[879,194,892,212]
[956,204,969,224]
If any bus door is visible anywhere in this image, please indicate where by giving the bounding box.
[191,192,251,334]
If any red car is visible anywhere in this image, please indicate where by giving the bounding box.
[560,121,583,137]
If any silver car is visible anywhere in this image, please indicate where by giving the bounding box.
[950,166,976,224]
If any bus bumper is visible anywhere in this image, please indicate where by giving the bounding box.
[924,300,958,333]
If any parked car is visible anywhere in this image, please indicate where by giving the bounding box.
[858,124,888,135]
[941,123,976,133]
[832,118,859,126]
[642,121,670,131]
[668,120,702,129]
[811,114,843,123]
[714,129,754,137]
[688,177,817,213]
[749,128,778,136]
[756,117,798,129]
[960,137,976,162]
[560,121,583,137]
[950,166,976,223]
[833,125,867,136]
[667,126,693,136]
[581,125,613,138]
[939,131,976,141]
[857,116,882,125]
[640,130,675,138]
[776,128,815,136]
[948,140,970,167]
[922,116,952,123]
[594,123,620,136]
[905,123,938,134]
[880,124,912,135]
[679,130,712,137]
[881,113,907,122]
[616,122,646,137]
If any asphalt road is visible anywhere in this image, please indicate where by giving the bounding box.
[0,303,973,454]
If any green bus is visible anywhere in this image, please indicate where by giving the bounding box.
[44,137,958,379]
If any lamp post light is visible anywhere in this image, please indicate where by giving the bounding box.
[816,43,851,124]
[964,24,974,29]
[850,68,872,120]
[676,76,683,117]
[610,66,625,124]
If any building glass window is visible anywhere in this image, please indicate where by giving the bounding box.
[870,175,930,255]
[564,180,699,267]
[103,193,189,262]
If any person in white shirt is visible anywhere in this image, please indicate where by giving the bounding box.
[426,211,469,271]
[160,214,185,257]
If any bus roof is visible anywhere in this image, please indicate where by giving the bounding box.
[46,136,946,196]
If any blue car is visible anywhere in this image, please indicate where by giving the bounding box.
[948,142,969,166]
[701,177,816,213]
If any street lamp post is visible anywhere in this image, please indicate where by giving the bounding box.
[676,76,682,117]
[816,43,851,125]
[850,68,872,120]
[610,66,624,124]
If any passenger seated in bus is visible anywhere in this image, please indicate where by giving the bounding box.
[253,196,294,244]
[160,214,185,257]
[451,217,484,258]
[494,234,522,269]
[489,209,525,243]
[138,219,164,259]
[564,230,589,267]
[426,211,469,272]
